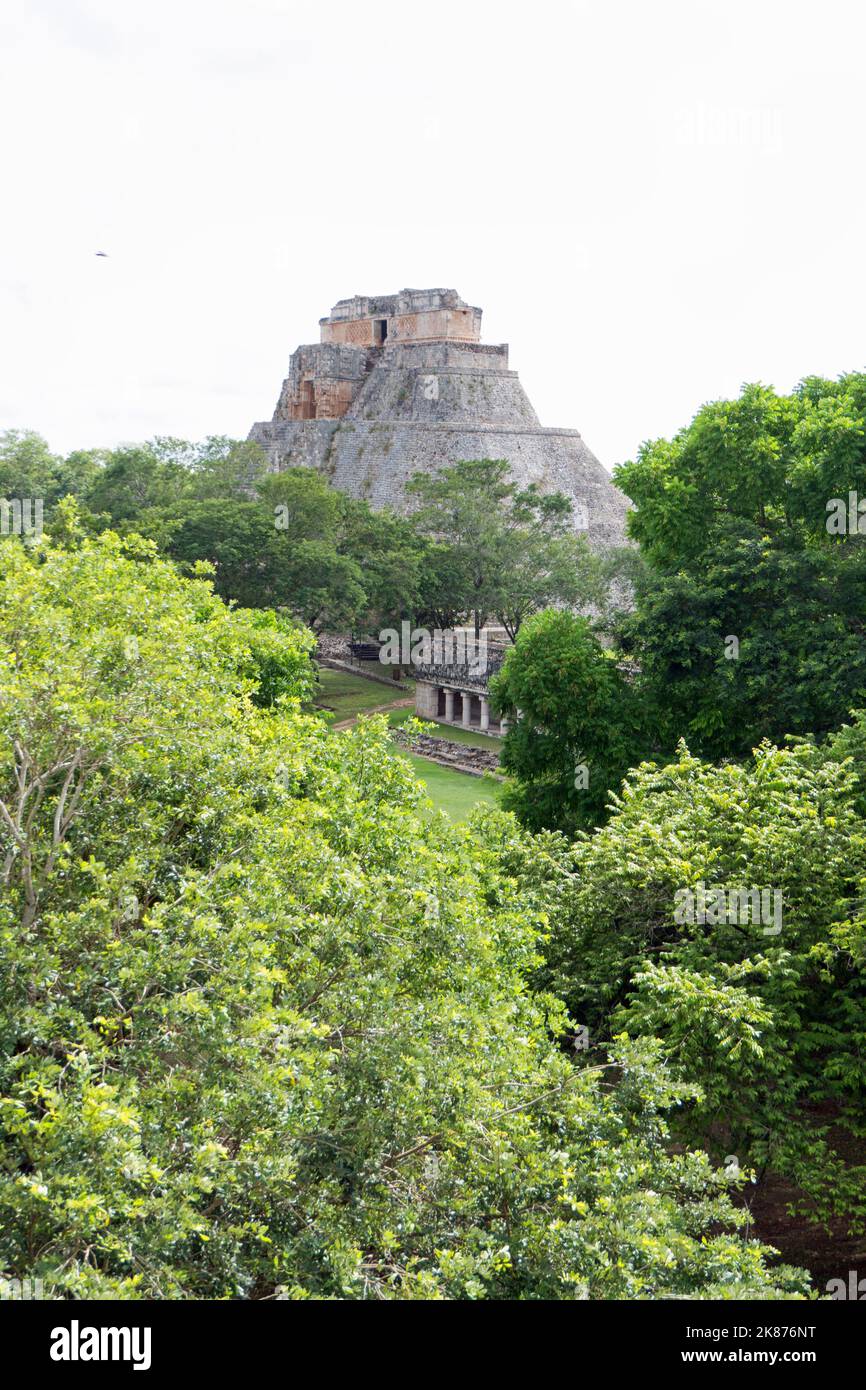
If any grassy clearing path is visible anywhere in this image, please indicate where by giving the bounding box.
[331,697,415,730]
[314,665,412,721]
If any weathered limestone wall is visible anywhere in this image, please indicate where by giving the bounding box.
[250,418,340,470]
[385,341,508,371]
[249,288,632,547]
[319,288,483,347]
[390,307,480,342]
[345,359,540,428]
[320,317,386,347]
[249,417,622,543]
[321,308,481,346]
[414,681,440,718]
[413,644,507,696]
[275,343,369,420]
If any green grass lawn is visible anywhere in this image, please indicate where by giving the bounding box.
[387,707,502,753]
[313,664,412,720]
[311,666,500,821]
[395,751,501,821]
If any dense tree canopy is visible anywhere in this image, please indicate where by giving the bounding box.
[0,529,807,1299]
[0,430,60,503]
[6,380,866,1297]
[407,458,609,638]
[511,737,866,1229]
[493,375,866,836]
[491,611,643,832]
[614,375,866,568]
[1,431,627,645]
[619,532,866,758]
[608,375,866,759]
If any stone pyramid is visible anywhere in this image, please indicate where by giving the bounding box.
[249,288,630,548]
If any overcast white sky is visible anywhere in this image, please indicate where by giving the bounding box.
[2,0,865,473]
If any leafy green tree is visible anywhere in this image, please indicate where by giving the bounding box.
[614,383,801,568]
[612,375,866,759]
[125,466,416,634]
[335,496,425,632]
[413,539,473,632]
[167,436,266,502]
[825,709,866,816]
[528,737,866,1229]
[612,376,866,568]
[155,499,279,607]
[0,530,807,1299]
[53,449,109,504]
[256,466,342,540]
[495,530,603,641]
[85,444,189,521]
[619,531,866,758]
[149,498,366,632]
[258,470,419,631]
[0,429,60,502]
[406,459,601,638]
[490,610,644,832]
[230,607,318,708]
[274,540,366,632]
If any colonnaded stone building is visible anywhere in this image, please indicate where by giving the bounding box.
[249,287,631,735]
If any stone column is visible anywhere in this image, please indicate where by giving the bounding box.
[414,679,439,719]
[480,696,490,731]
[499,715,510,736]
[443,688,454,722]
[461,690,472,728]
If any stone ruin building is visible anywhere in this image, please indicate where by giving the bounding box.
[249,288,631,735]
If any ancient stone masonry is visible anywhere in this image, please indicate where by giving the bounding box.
[390,727,502,779]
[249,287,631,548]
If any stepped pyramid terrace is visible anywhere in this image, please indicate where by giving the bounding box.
[249,287,630,548]
[250,288,632,733]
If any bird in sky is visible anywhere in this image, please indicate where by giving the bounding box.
[94,251,109,257]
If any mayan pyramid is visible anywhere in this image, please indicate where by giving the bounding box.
[249,288,630,548]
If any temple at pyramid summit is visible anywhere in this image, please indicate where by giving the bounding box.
[249,288,630,548]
